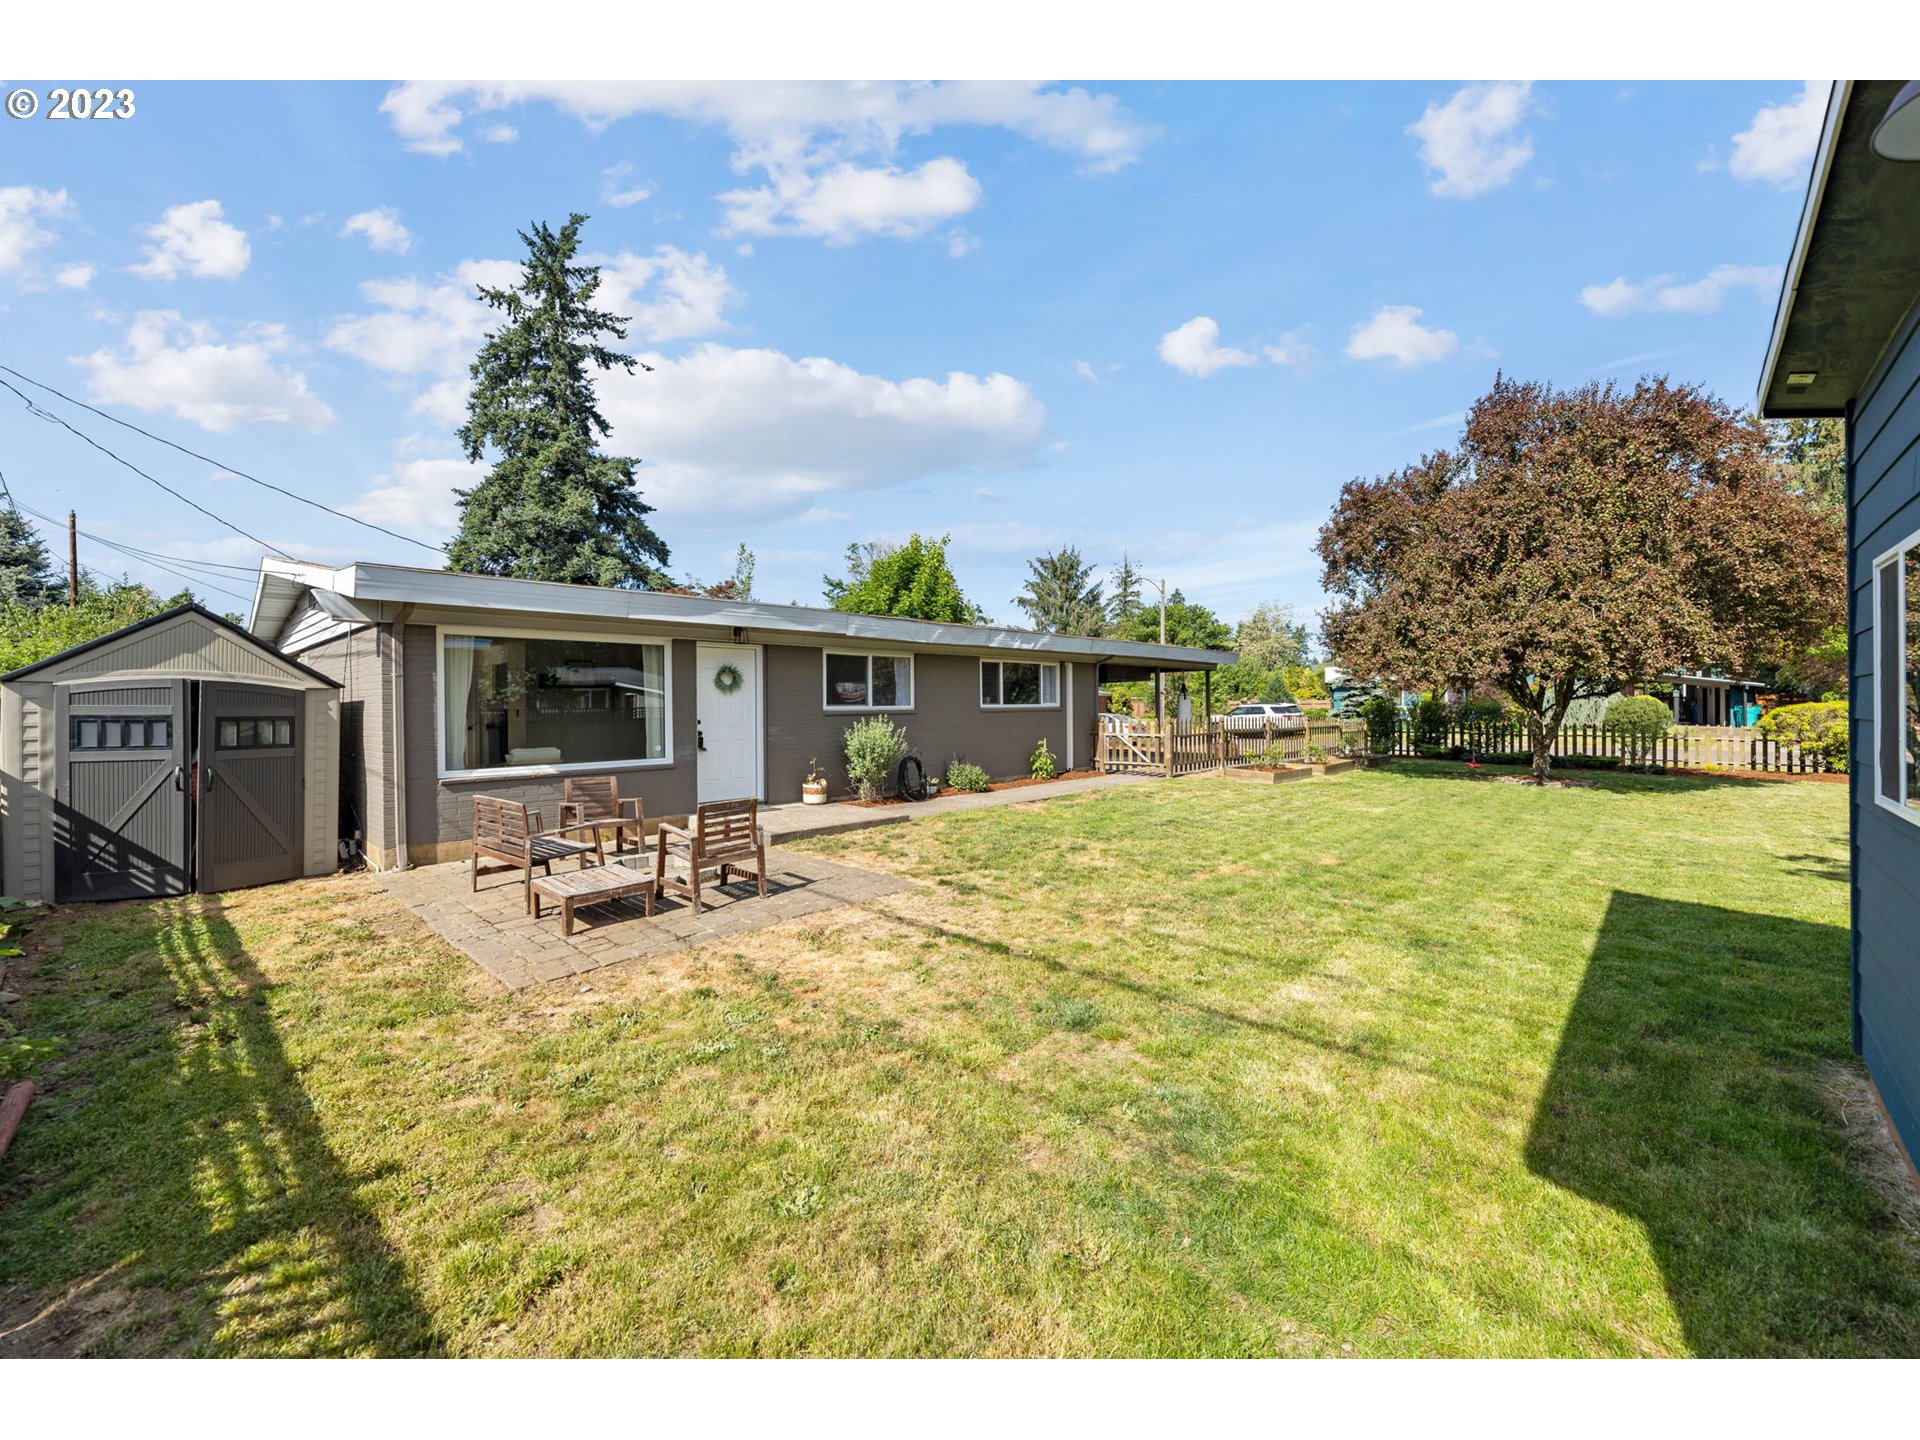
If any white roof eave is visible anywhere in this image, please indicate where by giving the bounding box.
[252,559,1236,668]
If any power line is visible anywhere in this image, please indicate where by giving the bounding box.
[0,374,281,551]
[0,363,446,555]
[13,502,257,605]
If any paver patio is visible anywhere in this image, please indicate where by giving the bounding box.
[379,850,914,990]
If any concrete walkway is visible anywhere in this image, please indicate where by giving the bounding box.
[759,771,1152,844]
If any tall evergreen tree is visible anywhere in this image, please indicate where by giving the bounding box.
[446,214,671,588]
[1014,546,1106,635]
[1108,550,1144,630]
[0,507,63,608]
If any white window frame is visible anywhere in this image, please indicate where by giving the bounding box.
[436,624,675,781]
[980,657,1062,710]
[1873,527,1920,827]
[821,650,915,713]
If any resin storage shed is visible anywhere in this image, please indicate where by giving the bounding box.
[0,603,339,903]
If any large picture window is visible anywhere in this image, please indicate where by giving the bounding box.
[823,652,913,710]
[441,632,667,775]
[1876,537,1920,820]
[980,659,1060,708]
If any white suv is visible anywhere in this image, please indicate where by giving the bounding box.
[1221,702,1306,732]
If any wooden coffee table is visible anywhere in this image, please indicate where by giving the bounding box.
[530,861,658,936]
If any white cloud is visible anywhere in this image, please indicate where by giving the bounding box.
[381,80,1149,168]
[53,261,95,290]
[326,249,740,387]
[345,343,1048,528]
[129,199,251,280]
[1407,81,1536,198]
[1728,82,1827,186]
[1262,328,1314,368]
[341,206,415,255]
[600,344,1047,518]
[1157,316,1258,378]
[719,157,981,242]
[0,186,72,276]
[346,456,484,533]
[379,81,1149,246]
[1578,263,1780,317]
[479,123,518,144]
[946,229,979,259]
[589,246,742,342]
[323,258,523,375]
[1344,304,1460,366]
[77,310,335,433]
[601,163,652,208]
[411,378,469,427]
[1073,359,1100,385]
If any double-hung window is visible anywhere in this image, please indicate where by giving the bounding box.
[441,631,668,775]
[823,652,913,710]
[1875,531,1920,821]
[980,659,1060,708]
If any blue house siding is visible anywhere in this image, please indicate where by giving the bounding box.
[1850,294,1920,1159]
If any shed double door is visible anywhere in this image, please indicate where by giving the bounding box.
[197,683,305,893]
[54,681,190,902]
[52,680,304,901]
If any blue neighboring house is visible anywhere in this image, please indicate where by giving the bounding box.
[1760,81,1920,1172]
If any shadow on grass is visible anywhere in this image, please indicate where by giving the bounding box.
[1525,891,1920,1356]
[1,898,441,1356]
[1368,758,1803,793]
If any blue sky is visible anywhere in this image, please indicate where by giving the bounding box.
[0,79,1824,627]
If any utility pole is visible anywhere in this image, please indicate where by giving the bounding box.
[1148,577,1170,740]
[68,510,78,607]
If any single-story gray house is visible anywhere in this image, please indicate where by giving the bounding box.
[248,557,1231,868]
[1758,81,1920,1171]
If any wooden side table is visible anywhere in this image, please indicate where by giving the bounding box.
[530,862,658,936]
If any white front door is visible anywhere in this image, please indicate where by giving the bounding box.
[696,643,761,803]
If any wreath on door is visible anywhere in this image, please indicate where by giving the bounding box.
[712,662,744,694]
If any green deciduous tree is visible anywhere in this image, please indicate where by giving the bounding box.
[446,214,671,588]
[0,507,64,608]
[0,580,191,674]
[1014,546,1106,635]
[1318,375,1844,780]
[825,533,985,623]
[1234,601,1311,671]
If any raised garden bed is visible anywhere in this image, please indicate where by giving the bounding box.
[1221,758,1357,782]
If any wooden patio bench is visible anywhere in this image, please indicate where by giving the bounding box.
[471,794,605,914]
[559,775,645,855]
[654,797,769,913]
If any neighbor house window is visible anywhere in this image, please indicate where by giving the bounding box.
[1876,535,1920,819]
[442,632,667,774]
[980,660,1060,708]
[823,652,913,710]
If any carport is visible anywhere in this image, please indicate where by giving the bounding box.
[0,603,340,904]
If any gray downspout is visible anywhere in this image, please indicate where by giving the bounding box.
[390,603,415,870]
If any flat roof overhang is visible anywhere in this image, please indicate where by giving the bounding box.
[1759,81,1920,418]
[251,557,1237,670]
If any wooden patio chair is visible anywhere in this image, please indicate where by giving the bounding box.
[560,775,645,854]
[653,797,768,913]
[471,794,605,914]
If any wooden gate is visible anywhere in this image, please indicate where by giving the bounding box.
[196,683,305,893]
[53,681,190,902]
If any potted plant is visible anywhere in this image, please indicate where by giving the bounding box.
[802,757,829,806]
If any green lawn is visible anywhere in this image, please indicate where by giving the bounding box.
[2,763,1915,1356]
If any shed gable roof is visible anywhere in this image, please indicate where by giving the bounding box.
[2,603,340,688]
